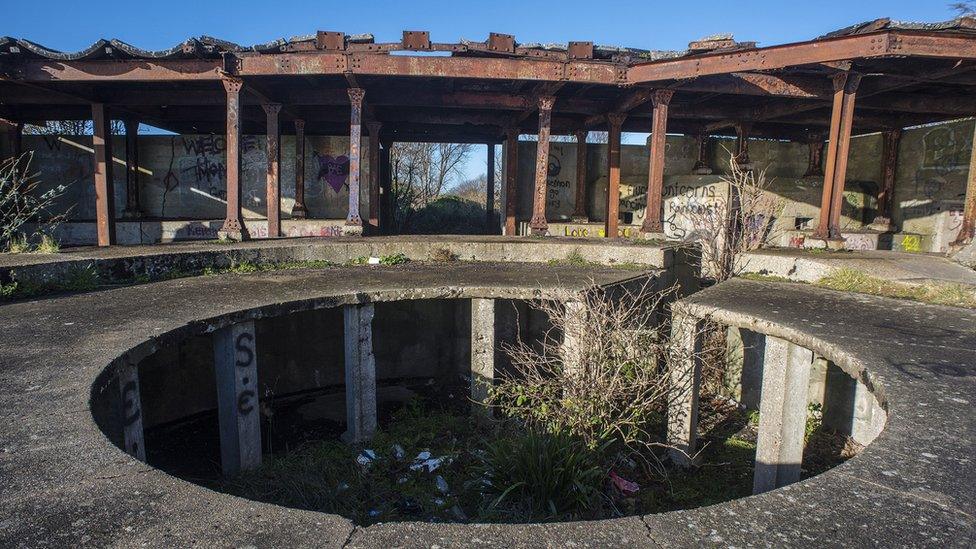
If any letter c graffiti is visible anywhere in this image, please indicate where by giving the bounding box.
[237,390,256,415]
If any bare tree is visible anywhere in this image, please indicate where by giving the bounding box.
[682,154,783,281]
[391,142,473,207]
[1,153,70,251]
[488,281,719,468]
[952,2,976,15]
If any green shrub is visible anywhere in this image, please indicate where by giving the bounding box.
[379,252,409,265]
[479,430,607,521]
[6,234,29,254]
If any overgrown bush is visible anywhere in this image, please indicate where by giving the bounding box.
[1,153,69,252]
[402,196,488,235]
[488,282,715,459]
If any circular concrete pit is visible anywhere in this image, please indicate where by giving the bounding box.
[1,238,973,547]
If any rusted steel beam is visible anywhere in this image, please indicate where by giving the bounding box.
[955,122,976,246]
[872,128,901,228]
[504,128,519,236]
[367,121,382,231]
[692,132,713,175]
[641,90,673,234]
[263,103,282,238]
[813,73,848,241]
[627,31,976,84]
[679,73,831,99]
[734,122,752,166]
[572,130,588,221]
[826,74,861,243]
[121,118,142,218]
[813,73,857,242]
[486,142,496,233]
[9,59,222,81]
[91,103,116,247]
[379,137,393,234]
[292,119,307,218]
[219,77,247,240]
[804,132,826,177]
[233,52,621,84]
[605,113,625,238]
[529,96,556,235]
[346,88,365,227]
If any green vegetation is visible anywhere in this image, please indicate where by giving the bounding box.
[35,234,60,254]
[738,272,794,283]
[0,264,99,301]
[380,252,409,265]
[6,234,30,254]
[816,268,976,309]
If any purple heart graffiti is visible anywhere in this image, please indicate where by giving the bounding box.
[316,155,350,193]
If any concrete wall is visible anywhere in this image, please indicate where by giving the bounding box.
[20,133,369,223]
[512,119,974,251]
[9,118,973,251]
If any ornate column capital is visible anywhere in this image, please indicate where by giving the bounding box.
[347,88,365,105]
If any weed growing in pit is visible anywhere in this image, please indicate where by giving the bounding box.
[6,234,30,254]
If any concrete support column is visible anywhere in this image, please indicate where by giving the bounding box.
[562,299,587,380]
[486,142,496,233]
[822,364,885,446]
[346,88,365,227]
[953,121,976,245]
[529,96,556,235]
[641,90,674,235]
[219,77,247,240]
[804,132,826,178]
[213,321,261,475]
[292,119,308,219]
[503,128,519,236]
[691,132,713,175]
[572,130,589,221]
[367,122,382,232]
[343,303,376,443]
[263,104,282,238]
[605,113,626,238]
[91,102,116,247]
[872,128,902,230]
[470,298,495,418]
[666,312,705,466]
[814,72,861,245]
[117,359,145,461]
[121,119,142,219]
[753,336,813,494]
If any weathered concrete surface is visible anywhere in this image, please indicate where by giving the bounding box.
[659,279,976,547]
[740,247,976,287]
[2,247,975,546]
[0,260,660,547]
[0,235,680,289]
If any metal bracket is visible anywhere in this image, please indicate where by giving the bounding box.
[402,31,431,50]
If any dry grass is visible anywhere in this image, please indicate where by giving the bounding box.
[816,268,976,309]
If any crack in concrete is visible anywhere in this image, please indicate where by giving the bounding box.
[638,515,668,548]
[340,525,358,548]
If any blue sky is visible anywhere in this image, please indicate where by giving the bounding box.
[2,0,966,181]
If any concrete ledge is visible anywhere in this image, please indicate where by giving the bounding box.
[740,247,976,286]
[0,235,682,290]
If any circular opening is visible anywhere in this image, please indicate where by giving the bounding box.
[93,295,870,526]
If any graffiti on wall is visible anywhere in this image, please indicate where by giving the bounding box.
[159,135,266,216]
[315,154,350,193]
